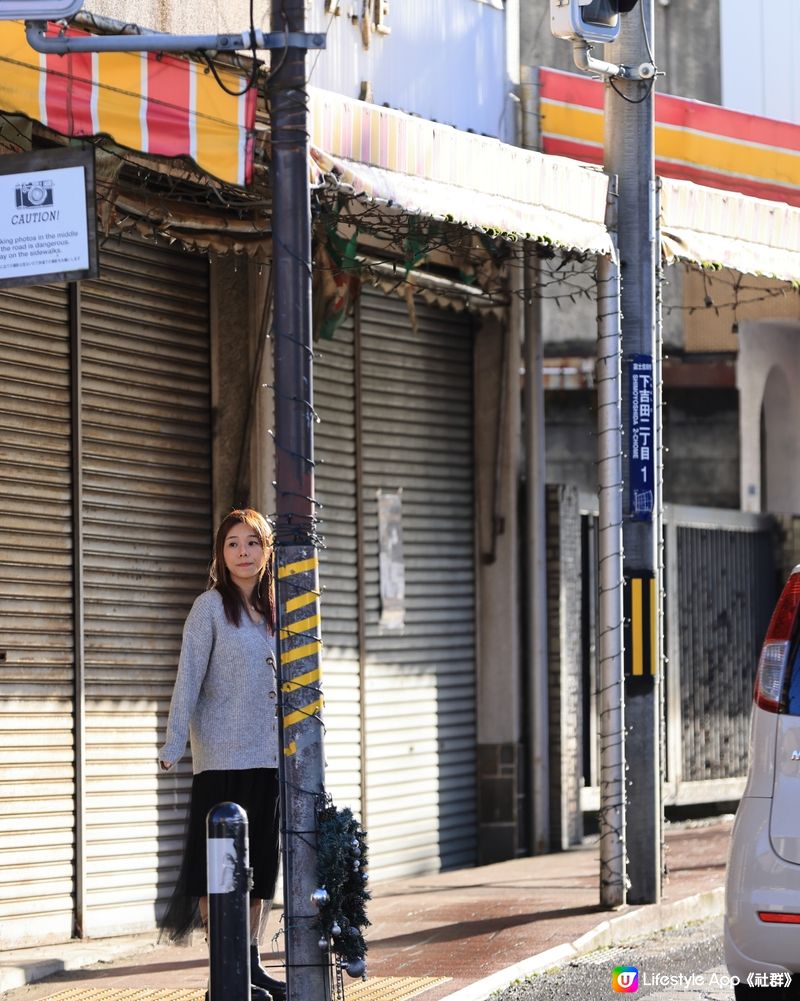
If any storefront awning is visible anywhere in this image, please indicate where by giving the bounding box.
[660,177,800,283]
[308,87,615,258]
[540,67,800,208]
[0,20,256,186]
[539,67,800,282]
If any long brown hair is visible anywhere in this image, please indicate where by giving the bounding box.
[208,508,276,633]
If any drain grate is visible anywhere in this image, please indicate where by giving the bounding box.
[42,977,451,1001]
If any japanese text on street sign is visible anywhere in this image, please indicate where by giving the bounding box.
[629,354,654,521]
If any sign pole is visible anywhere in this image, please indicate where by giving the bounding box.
[604,0,662,904]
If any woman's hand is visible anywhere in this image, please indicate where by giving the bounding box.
[159,759,173,771]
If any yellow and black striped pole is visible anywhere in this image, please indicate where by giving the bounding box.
[274,546,329,1001]
[274,544,326,997]
[277,552,323,761]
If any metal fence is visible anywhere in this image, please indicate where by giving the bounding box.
[579,501,777,811]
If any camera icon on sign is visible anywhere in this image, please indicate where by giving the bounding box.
[15,180,54,208]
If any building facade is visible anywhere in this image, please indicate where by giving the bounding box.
[5,0,798,952]
[0,0,600,946]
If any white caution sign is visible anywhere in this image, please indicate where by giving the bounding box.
[0,146,97,288]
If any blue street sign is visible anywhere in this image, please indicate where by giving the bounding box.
[629,354,654,521]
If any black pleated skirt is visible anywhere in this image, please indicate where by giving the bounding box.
[160,767,280,942]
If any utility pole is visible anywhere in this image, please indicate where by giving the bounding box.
[519,65,551,857]
[0,0,330,988]
[270,1,330,999]
[596,179,626,909]
[604,0,661,904]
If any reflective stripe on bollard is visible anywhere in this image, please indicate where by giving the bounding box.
[207,802,251,1001]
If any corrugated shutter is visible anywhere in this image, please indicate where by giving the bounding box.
[79,239,211,936]
[359,288,476,879]
[676,523,775,783]
[314,315,362,812]
[0,284,75,947]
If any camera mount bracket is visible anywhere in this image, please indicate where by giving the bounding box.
[572,40,655,80]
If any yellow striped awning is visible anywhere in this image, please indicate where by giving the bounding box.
[540,67,800,207]
[539,67,800,281]
[0,20,256,186]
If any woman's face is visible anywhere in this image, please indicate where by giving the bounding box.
[222,521,267,592]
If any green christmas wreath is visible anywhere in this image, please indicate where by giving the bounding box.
[315,799,371,969]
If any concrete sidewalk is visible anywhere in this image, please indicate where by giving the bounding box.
[0,818,732,1001]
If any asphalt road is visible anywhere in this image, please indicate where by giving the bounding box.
[495,916,737,1001]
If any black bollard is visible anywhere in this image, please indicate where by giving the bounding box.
[207,802,251,1001]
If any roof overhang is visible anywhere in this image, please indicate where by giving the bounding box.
[308,87,615,259]
[4,16,797,284]
[539,66,800,283]
[660,177,800,284]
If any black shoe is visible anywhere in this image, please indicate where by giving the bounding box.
[250,945,286,1001]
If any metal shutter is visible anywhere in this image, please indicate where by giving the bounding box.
[79,239,211,936]
[359,288,477,879]
[314,315,363,812]
[0,284,75,946]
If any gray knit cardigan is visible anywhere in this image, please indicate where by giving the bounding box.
[159,588,279,773]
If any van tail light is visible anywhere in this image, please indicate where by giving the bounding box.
[758,911,800,924]
[755,570,800,713]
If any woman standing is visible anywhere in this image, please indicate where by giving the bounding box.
[159,508,285,1001]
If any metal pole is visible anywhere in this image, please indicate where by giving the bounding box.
[520,65,550,856]
[605,0,661,904]
[207,802,251,1001]
[354,297,369,827]
[24,21,326,55]
[596,182,626,909]
[270,1,329,999]
[654,178,666,879]
[524,248,551,855]
[69,282,86,938]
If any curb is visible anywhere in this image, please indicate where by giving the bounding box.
[437,886,725,1001]
[0,935,157,995]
